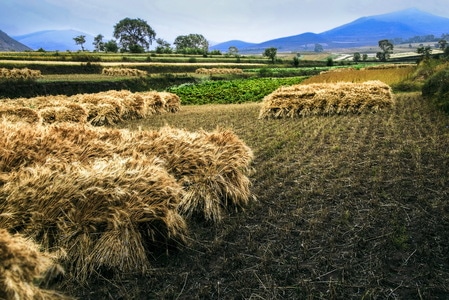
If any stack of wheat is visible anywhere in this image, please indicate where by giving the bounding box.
[0,67,42,80]
[195,68,243,75]
[0,229,71,299]
[0,121,254,282]
[258,80,394,118]
[0,90,181,126]
[102,67,147,77]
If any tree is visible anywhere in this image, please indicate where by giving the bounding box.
[228,46,239,57]
[314,44,323,53]
[376,39,394,61]
[174,34,209,54]
[417,45,432,60]
[438,39,448,51]
[73,35,86,51]
[353,52,361,62]
[263,47,277,63]
[362,53,368,61]
[113,18,156,52]
[155,38,172,54]
[104,40,118,53]
[93,34,104,52]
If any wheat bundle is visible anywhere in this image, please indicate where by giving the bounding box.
[158,92,181,113]
[120,126,255,222]
[259,80,394,118]
[0,121,115,173]
[139,91,165,114]
[39,103,88,124]
[0,229,70,300]
[0,155,188,282]
[0,106,41,124]
[195,68,243,75]
[0,67,42,80]
[102,67,147,77]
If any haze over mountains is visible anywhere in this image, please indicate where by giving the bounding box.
[1,8,449,53]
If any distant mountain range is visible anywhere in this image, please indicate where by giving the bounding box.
[211,8,449,53]
[0,30,32,51]
[1,8,449,53]
[13,30,95,51]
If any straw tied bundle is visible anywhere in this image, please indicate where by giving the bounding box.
[0,229,71,299]
[0,121,254,281]
[258,80,395,118]
[0,90,181,126]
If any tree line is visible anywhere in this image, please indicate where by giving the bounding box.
[73,18,212,55]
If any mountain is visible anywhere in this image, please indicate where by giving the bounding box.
[320,8,449,47]
[0,30,32,51]
[13,30,95,51]
[212,8,449,53]
[210,40,257,52]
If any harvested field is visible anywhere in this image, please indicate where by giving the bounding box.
[258,80,394,118]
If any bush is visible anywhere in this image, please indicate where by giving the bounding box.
[422,68,449,113]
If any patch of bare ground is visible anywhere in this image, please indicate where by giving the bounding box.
[64,93,449,299]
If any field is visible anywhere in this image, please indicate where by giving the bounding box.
[1,52,449,299]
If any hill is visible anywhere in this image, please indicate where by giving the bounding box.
[0,30,32,51]
[211,8,449,53]
[13,30,95,51]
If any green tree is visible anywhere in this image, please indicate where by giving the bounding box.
[174,34,209,54]
[376,39,394,61]
[438,39,448,51]
[417,45,432,60]
[353,52,361,62]
[73,35,86,51]
[263,47,277,63]
[155,38,172,54]
[93,34,104,52]
[228,46,239,57]
[113,18,156,52]
[362,53,368,61]
[104,40,118,53]
[314,44,324,53]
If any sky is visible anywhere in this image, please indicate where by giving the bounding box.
[2,0,449,45]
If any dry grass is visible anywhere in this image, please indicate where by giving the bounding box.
[0,67,42,80]
[259,80,394,118]
[0,229,70,300]
[102,67,147,77]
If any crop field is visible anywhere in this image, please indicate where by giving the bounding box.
[0,53,448,299]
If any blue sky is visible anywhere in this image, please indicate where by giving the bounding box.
[2,0,449,43]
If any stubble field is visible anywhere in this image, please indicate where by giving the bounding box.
[68,91,449,299]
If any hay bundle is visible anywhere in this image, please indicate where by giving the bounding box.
[0,121,115,173]
[102,67,147,77]
[0,156,188,281]
[0,67,42,80]
[39,103,88,124]
[140,91,165,114]
[0,106,41,124]
[159,92,181,113]
[258,80,394,118]
[195,68,243,75]
[0,121,255,223]
[0,229,69,300]
[122,127,255,222]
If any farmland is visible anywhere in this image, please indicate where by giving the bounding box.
[0,52,449,299]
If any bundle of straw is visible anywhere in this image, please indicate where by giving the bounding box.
[0,229,70,300]
[0,156,188,282]
[259,80,394,118]
[0,106,41,124]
